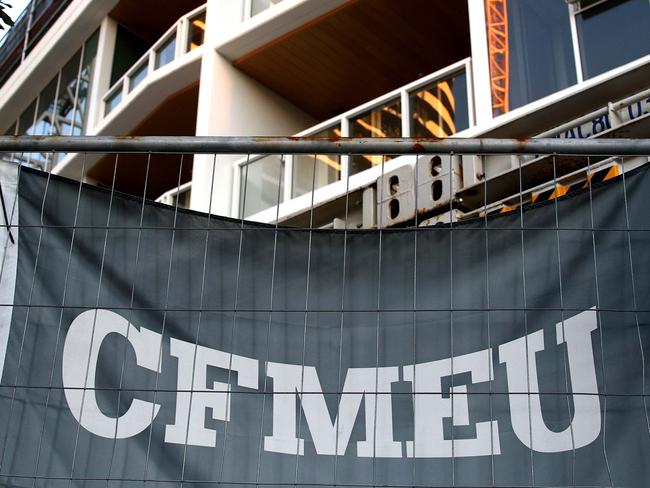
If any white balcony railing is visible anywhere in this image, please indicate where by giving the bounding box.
[155,181,192,209]
[235,58,475,219]
[246,0,284,18]
[102,4,207,118]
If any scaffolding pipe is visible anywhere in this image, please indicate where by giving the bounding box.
[1,136,650,156]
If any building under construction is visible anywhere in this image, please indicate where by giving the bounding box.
[1,2,650,488]
[0,0,648,227]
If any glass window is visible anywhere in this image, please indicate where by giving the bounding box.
[410,71,469,138]
[155,35,176,69]
[129,61,148,91]
[485,0,576,116]
[187,11,206,51]
[240,155,284,218]
[72,29,99,136]
[34,75,58,137]
[17,100,37,136]
[576,0,650,79]
[105,87,123,116]
[51,50,82,165]
[349,98,401,175]
[251,0,283,17]
[7,30,99,167]
[292,125,341,198]
[54,50,82,138]
[30,76,59,170]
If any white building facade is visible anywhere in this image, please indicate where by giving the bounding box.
[1,0,649,226]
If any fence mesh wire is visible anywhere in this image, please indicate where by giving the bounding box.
[0,139,648,488]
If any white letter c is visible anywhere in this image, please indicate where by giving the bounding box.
[62,309,162,439]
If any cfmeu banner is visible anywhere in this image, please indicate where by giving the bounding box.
[0,164,649,487]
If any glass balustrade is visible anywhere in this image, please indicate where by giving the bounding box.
[155,35,176,70]
[410,71,470,138]
[292,125,342,198]
[349,98,402,175]
[128,61,148,91]
[240,155,285,218]
[251,0,284,17]
[238,60,473,218]
[102,5,206,119]
[104,87,123,116]
[187,11,206,51]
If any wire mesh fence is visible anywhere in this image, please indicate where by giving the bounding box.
[0,136,648,488]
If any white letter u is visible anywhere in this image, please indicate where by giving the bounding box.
[499,309,601,453]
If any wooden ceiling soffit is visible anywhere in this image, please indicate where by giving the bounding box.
[232,0,470,120]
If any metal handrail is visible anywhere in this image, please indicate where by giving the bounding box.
[537,86,650,138]
[1,136,650,155]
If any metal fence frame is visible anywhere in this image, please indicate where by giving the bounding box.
[2,136,650,156]
[1,136,650,487]
[4,135,650,224]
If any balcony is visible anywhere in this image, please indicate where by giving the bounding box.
[151,59,473,216]
[102,4,206,119]
[236,58,474,220]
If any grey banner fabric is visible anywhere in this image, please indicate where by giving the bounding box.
[1,164,650,487]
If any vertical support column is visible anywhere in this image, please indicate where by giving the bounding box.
[176,19,187,58]
[284,155,293,203]
[400,89,410,137]
[191,0,316,217]
[465,58,477,128]
[467,0,493,128]
[190,0,243,216]
[340,116,350,185]
[86,16,117,133]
